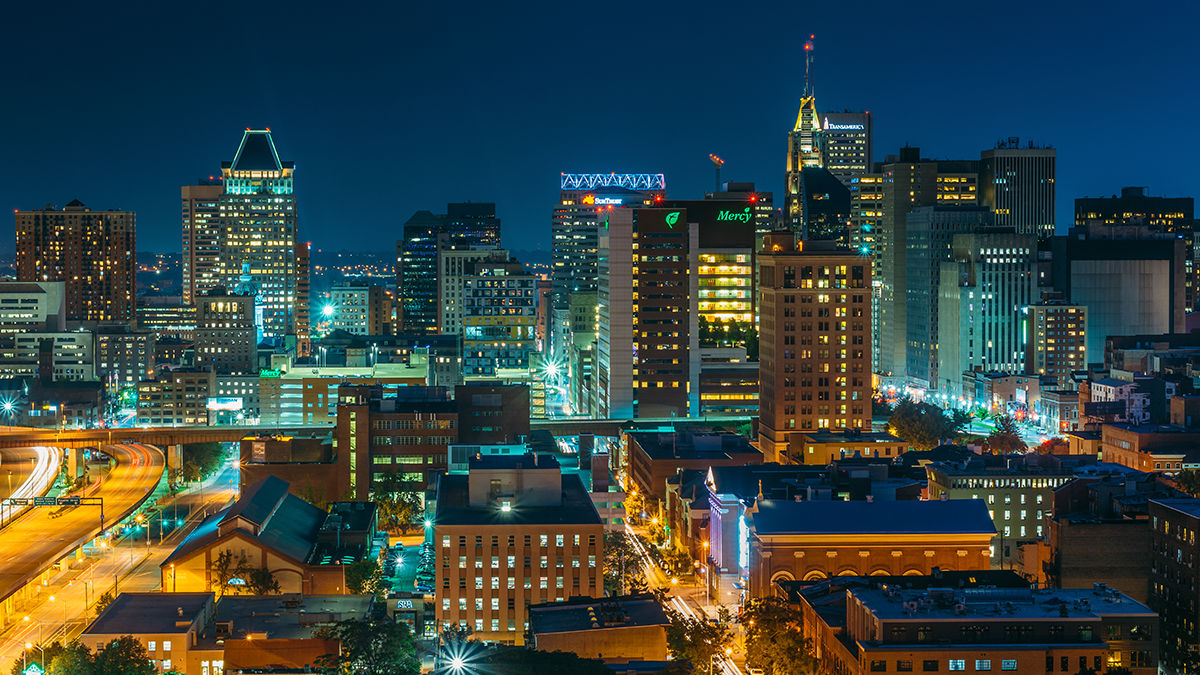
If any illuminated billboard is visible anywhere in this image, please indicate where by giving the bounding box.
[206,397,244,411]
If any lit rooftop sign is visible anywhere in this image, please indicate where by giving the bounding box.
[561,173,666,191]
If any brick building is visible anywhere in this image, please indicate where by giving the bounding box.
[745,499,995,599]
[433,454,604,645]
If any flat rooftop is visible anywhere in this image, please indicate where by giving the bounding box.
[84,592,212,636]
[530,594,668,635]
[1151,498,1200,519]
[793,430,904,444]
[627,432,759,461]
[751,499,995,536]
[856,586,1155,622]
[195,594,373,648]
[435,473,603,527]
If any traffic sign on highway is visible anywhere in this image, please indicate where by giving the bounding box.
[8,498,29,505]
[57,497,81,506]
[33,497,55,506]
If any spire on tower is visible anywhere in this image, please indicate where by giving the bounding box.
[804,35,815,98]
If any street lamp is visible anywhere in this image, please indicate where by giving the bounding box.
[25,642,44,672]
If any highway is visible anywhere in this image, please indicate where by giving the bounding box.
[0,448,37,499]
[0,443,164,606]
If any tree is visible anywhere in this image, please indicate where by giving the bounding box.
[245,567,280,595]
[10,642,65,675]
[298,477,329,511]
[664,607,734,675]
[742,596,819,675]
[1175,469,1200,497]
[988,414,1028,454]
[345,559,384,596]
[93,636,156,675]
[887,398,954,450]
[181,442,227,481]
[211,550,247,598]
[603,532,645,595]
[662,548,694,577]
[47,641,94,675]
[313,618,420,675]
[949,409,973,435]
[93,591,114,614]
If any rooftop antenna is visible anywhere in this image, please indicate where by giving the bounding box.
[804,35,815,98]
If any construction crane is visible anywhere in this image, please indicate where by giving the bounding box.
[709,154,724,192]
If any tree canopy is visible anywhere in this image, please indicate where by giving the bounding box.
[313,618,420,675]
[742,596,820,675]
[472,647,616,675]
[664,607,734,675]
[603,531,647,595]
[887,398,956,450]
[987,414,1028,454]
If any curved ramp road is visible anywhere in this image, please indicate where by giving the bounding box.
[0,443,164,603]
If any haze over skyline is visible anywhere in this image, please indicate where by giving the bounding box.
[1,1,1195,254]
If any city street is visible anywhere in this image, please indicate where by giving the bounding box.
[0,458,240,668]
[624,523,743,675]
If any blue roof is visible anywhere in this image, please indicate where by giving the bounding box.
[230,130,284,172]
[750,499,996,536]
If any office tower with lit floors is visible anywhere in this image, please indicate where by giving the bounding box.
[876,147,978,381]
[16,200,136,322]
[936,231,1036,397]
[598,207,699,420]
[979,138,1056,242]
[820,111,873,188]
[396,203,501,334]
[757,233,871,464]
[181,179,224,305]
[551,174,665,362]
[784,37,822,233]
[217,129,299,341]
[1075,186,1196,309]
[1025,292,1087,389]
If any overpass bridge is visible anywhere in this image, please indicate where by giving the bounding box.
[0,424,333,450]
[0,416,751,449]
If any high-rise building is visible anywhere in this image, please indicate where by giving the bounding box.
[331,281,390,336]
[181,180,225,305]
[1051,223,1186,359]
[217,129,298,341]
[295,240,311,354]
[799,167,852,243]
[979,138,1056,242]
[15,200,135,322]
[849,175,885,374]
[0,281,65,334]
[439,248,508,336]
[820,111,873,188]
[757,234,872,464]
[396,203,501,334]
[936,231,1037,396]
[598,207,699,419]
[1025,292,1088,389]
[1075,186,1196,308]
[551,174,665,361]
[462,257,536,377]
[904,206,993,388]
[194,288,257,375]
[96,325,155,393]
[784,38,822,232]
[876,148,978,379]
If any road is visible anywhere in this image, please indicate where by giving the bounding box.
[0,444,164,607]
[0,460,240,668]
[624,523,742,675]
[0,448,37,499]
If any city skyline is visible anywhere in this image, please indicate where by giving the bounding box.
[1,2,1196,254]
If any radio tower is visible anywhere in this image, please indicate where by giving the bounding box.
[805,35,815,97]
[709,154,724,192]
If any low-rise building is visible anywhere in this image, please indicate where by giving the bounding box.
[80,592,373,675]
[433,453,604,645]
[162,476,379,596]
[745,499,995,599]
[698,347,758,415]
[1101,423,1200,475]
[96,325,155,393]
[925,458,1075,565]
[1038,389,1080,433]
[258,362,428,426]
[240,433,340,504]
[623,431,761,500]
[791,429,908,465]
[790,574,1158,675]
[529,594,669,664]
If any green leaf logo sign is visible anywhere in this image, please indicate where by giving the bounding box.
[665,211,680,228]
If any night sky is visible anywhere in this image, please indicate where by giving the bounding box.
[1,1,1196,256]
